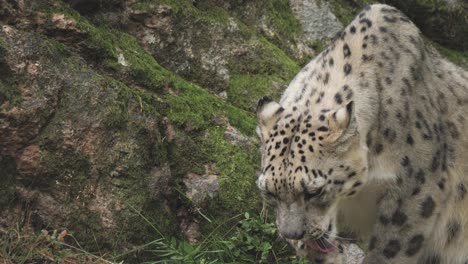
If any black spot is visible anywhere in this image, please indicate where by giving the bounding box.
[329,58,334,66]
[301,156,306,162]
[415,170,425,184]
[343,44,351,58]
[401,156,410,167]
[359,18,372,28]
[411,187,421,196]
[438,179,445,190]
[319,114,325,121]
[283,138,289,144]
[447,220,460,244]
[420,196,435,218]
[383,128,397,143]
[335,93,343,104]
[383,240,401,259]
[379,26,388,33]
[317,126,329,133]
[333,180,344,185]
[308,145,314,153]
[352,181,362,188]
[280,147,287,156]
[375,144,383,154]
[379,215,390,225]
[344,63,352,75]
[406,134,414,145]
[458,183,467,200]
[350,25,356,34]
[391,210,407,226]
[405,234,424,256]
[369,236,377,251]
[348,172,357,178]
[384,16,397,23]
[423,254,441,264]
[323,72,330,84]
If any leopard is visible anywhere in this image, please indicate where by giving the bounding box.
[255,4,468,264]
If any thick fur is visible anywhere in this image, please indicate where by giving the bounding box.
[256,4,468,264]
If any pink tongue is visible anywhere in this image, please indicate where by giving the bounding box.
[305,239,336,254]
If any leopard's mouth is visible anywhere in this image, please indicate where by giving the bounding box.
[304,236,336,254]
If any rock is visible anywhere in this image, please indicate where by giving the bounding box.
[51,14,80,32]
[224,125,252,149]
[149,165,172,199]
[16,145,42,176]
[289,0,343,41]
[343,243,365,264]
[212,115,228,126]
[183,172,219,207]
[218,91,228,100]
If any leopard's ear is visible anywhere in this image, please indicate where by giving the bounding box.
[324,101,354,144]
[333,101,353,129]
[256,96,284,129]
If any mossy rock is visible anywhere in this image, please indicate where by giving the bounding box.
[382,0,467,51]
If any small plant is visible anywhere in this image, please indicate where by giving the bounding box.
[133,210,305,264]
[0,226,113,264]
[221,212,277,262]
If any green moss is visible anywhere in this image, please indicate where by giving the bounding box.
[0,80,21,109]
[327,0,361,25]
[0,155,17,208]
[228,37,300,80]
[263,0,302,50]
[132,0,230,25]
[228,74,283,111]
[311,38,330,53]
[41,151,92,198]
[381,0,467,51]
[165,82,224,131]
[227,106,257,137]
[202,128,261,213]
[434,44,468,68]
[0,38,21,108]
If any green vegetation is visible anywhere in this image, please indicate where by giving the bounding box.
[263,0,303,56]
[327,0,376,25]
[141,212,305,263]
[0,213,306,263]
[0,226,112,263]
[434,44,468,68]
[0,38,21,109]
[0,156,17,208]
[203,128,261,213]
[228,74,283,111]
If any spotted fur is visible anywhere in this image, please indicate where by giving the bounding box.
[256,4,468,264]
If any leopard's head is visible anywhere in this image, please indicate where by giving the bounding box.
[255,96,368,253]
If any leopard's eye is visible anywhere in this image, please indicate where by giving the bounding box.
[304,187,324,200]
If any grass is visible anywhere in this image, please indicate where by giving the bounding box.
[0,211,305,264]
[0,226,114,264]
[115,207,305,263]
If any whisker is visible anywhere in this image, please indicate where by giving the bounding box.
[324,232,355,241]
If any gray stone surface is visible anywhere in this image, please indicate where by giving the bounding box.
[344,243,365,264]
[289,0,343,41]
